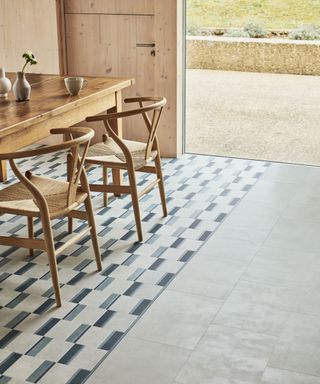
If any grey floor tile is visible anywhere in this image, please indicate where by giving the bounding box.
[86,336,191,384]
[212,216,271,244]
[213,279,292,336]
[214,298,289,337]
[217,279,320,321]
[217,279,298,311]
[169,252,247,300]
[289,191,320,207]
[303,167,320,185]
[261,163,310,184]
[176,324,277,384]
[200,232,262,262]
[285,182,320,215]
[242,246,320,287]
[263,217,320,253]
[243,179,301,209]
[223,200,283,231]
[281,200,320,223]
[261,367,320,384]
[129,290,223,350]
[269,313,320,376]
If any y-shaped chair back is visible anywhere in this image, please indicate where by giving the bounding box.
[0,127,93,213]
[86,96,167,162]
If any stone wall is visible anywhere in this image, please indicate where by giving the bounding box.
[187,36,320,75]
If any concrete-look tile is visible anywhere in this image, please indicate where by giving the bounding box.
[263,217,320,253]
[281,201,320,223]
[213,296,289,337]
[243,246,320,287]
[279,182,320,227]
[303,167,320,185]
[261,163,310,184]
[243,179,300,209]
[199,233,261,262]
[86,336,191,384]
[285,184,320,216]
[223,200,283,231]
[217,280,298,311]
[212,220,270,245]
[169,252,247,299]
[261,367,320,384]
[269,313,320,376]
[130,290,223,350]
[215,279,320,323]
[213,279,294,336]
[289,190,320,207]
[176,324,277,384]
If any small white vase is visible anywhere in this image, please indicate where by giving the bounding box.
[13,72,31,102]
[0,67,12,98]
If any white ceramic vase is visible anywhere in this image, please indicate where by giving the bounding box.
[0,67,12,98]
[13,72,31,102]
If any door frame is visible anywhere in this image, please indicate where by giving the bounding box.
[181,0,187,154]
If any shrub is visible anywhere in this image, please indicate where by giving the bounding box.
[199,27,215,36]
[225,29,250,38]
[289,25,320,40]
[187,25,201,36]
[244,22,268,38]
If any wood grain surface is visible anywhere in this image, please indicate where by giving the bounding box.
[0,73,134,137]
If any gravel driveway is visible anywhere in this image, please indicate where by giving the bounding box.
[186,70,320,165]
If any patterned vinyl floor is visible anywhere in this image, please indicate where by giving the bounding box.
[0,151,269,383]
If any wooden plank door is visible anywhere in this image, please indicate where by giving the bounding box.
[63,0,183,157]
[65,12,155,142]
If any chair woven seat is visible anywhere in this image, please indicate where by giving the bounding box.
[0,127,102,307]
[86,138,158,169]
[0,175,87,218]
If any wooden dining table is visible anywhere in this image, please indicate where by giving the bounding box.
[0,73,134,181]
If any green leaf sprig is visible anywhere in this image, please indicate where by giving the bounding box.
[21,51,38,73]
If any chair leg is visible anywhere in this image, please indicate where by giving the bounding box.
[154,154,168,217]
[103,166,108,207]
[112,169,122,197]
[84,196,102,271]
[67,153,73,234]
[127,167,143,242]
[67,218,73,234]
[41,216,62,307]
[27,216,34,257]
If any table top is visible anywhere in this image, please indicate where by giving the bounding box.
[0,73,134,136]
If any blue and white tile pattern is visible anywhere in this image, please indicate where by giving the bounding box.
[0,151,269,383]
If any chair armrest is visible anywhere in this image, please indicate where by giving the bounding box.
[86,97,167,122]
[86,109,143,122]
[124,96,166,104]
[0,127,94,160]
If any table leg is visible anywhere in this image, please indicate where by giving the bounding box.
[0,160,7,182]
[110,90,123,196]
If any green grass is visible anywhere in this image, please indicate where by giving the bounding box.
[187,0,320,29]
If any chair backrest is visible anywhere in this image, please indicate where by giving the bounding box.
[62,128,93,206]
[0,127,94,209]
[126,97,166,160]
[86,96,167,160]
